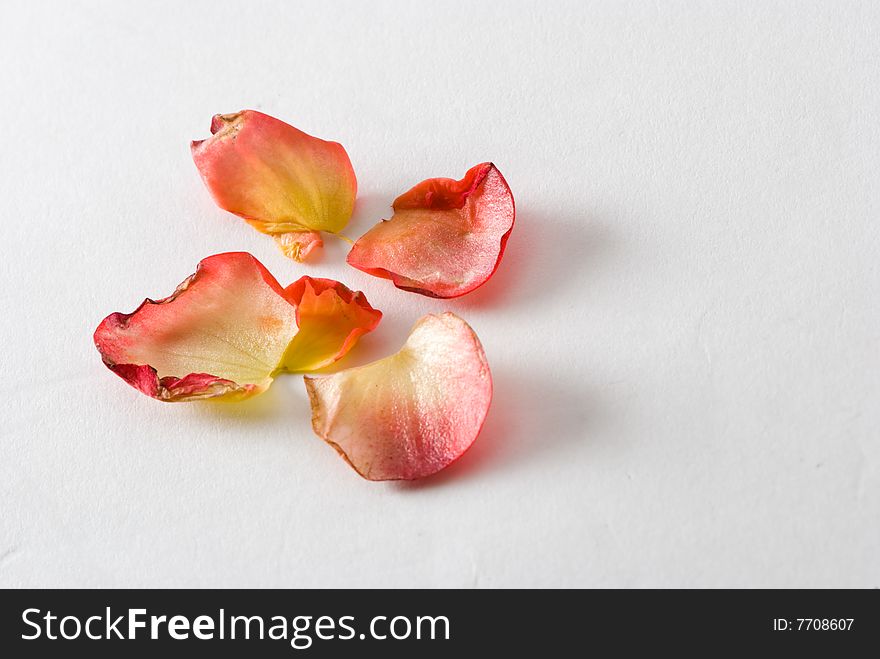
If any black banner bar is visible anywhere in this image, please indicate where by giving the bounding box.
[1,589,877,655]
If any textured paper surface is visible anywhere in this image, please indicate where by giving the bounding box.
[1,0,878,587]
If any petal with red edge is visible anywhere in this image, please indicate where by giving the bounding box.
[95,253,299,401]
[94,253,379,402]
[281,276,382,373]
[347,163,515,298]
[304,312,492,480]
[191,110,357,262]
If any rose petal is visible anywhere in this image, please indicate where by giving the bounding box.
[191,110,357,262]
[347,162,515,298]
[304,312,492,480]
[94,253,379,402]
[281,276,382,373]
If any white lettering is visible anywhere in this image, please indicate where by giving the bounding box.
[21,608,41,640]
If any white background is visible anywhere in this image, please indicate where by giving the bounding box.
[1,0,878,588]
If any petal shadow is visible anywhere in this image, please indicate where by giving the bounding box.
[395,367,602,490]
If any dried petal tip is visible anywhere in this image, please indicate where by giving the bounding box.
[94,253,380,402]
[304,312,492,480]
[191,110,357,262]
[275,231,323,262]
[347,163,515,298]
